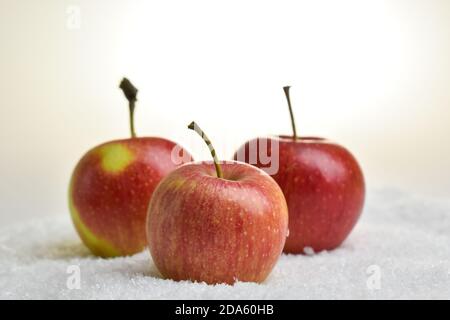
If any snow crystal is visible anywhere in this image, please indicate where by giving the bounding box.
[0,188,449,299]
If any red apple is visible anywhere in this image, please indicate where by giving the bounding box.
[147,122,288,284]
[69,78,192,257]
[234,87,365,253]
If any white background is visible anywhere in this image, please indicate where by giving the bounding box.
[1,0,450,225]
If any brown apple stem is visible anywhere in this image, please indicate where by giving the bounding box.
[283,86,297,141]
[119,78,138,138]
[187,121,224,179]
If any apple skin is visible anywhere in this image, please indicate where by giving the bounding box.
[234,136,365,253]
[69,137,192,257]
[147,161,289,284]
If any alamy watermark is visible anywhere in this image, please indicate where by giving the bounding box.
[66,5,81,30]
[366,264,381,290]
[66,265,81,289]
[171,137,280,175]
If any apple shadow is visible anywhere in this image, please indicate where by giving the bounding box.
[33,238,91,260]
[141,263,164,280]
[31,239,165,280]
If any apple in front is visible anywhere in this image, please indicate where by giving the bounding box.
[69,79,192,257]
[234,87,365,253]
[147,122,288,284]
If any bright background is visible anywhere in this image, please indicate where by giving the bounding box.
[1,0,449,225]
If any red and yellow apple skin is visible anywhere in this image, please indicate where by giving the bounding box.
[69,137,192,257]
[147,161,288,284]
[234,136,365,253]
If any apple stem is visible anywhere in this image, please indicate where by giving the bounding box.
[283,86,297,141]
[187,121,224,179]
[119,78,138,138]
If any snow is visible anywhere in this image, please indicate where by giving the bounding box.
[0,188,449,299]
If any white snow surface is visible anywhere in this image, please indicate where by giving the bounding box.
[0,188,449,300]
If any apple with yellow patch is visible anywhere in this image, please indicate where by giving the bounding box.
[69,78,192,257]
